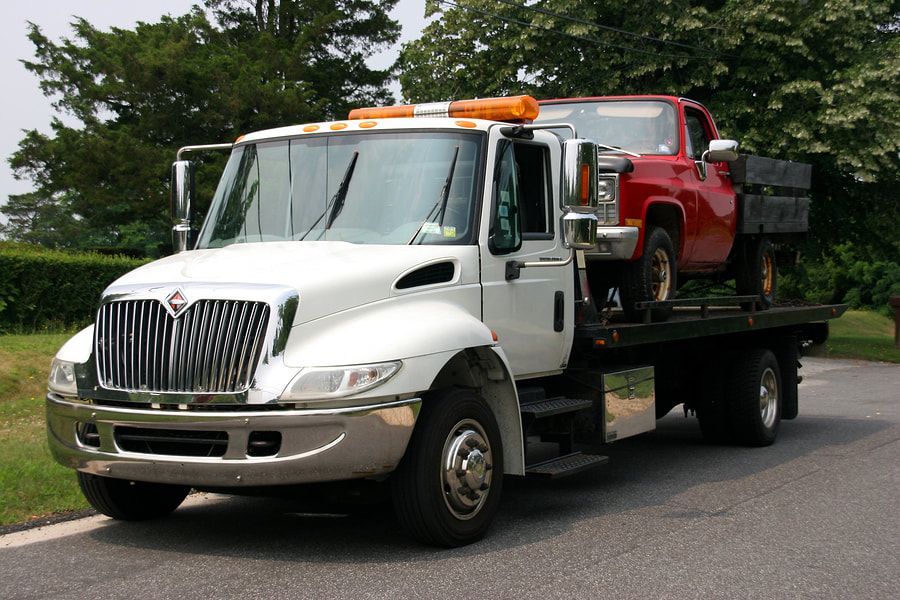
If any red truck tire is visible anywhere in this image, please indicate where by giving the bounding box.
[736,237,777,309]
[620,226,677,322]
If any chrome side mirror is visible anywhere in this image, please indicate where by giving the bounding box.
[561,139,599,211]
[704,139,739,163]
[170,160,195,253]
[563,212,598,250]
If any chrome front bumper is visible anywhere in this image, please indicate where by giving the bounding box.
[46,394,420,487]
[587,226,639,260]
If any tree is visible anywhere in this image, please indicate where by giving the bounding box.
[5,1,400,255]
[400,0,900,305]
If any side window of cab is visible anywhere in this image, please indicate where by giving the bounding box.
[684,108,711,161]
[489,140,553,255]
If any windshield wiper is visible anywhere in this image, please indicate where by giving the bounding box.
[297,151,359,241]
[596,143,641,158]
[408,145,461,245]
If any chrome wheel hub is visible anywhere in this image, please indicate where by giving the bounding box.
[441,419,493,520]
[759,367,778,428]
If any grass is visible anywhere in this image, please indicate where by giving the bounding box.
[826,309,899,363]
[0,333,88,526]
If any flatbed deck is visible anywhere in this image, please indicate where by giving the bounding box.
[577,304,847,349]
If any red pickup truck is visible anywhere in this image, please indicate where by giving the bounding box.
[537,96,810,321]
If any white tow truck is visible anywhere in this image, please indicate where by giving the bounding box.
[46,96,844,546]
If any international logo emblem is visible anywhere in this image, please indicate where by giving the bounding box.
[165,289,188,316]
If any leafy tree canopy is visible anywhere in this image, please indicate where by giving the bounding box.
[3,0,399,255]
[402,0,898,179]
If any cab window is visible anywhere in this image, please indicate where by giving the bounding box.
[489,141,552,254]
[684,108,711,161]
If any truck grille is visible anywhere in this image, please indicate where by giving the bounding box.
[95,299,270,393]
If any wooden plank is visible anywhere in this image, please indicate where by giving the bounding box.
[738,195,809,234]
[729,155,812,189]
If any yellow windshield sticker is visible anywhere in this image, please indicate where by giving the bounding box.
[443,226,457,238]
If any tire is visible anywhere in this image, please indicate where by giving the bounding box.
[735,237,777,310]
[727,348,782,446]
[391,388,504,547]
[619,226,677,322]
[78,472,190,520]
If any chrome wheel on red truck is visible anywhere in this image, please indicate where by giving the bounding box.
[736,237,778,310]
[391,388,503,547]
[619,226,677,322]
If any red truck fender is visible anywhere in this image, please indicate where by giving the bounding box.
[635,198,688,262]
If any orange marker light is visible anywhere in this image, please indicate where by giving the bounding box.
[303,125,320,132]
[580,163,591,205]
[594,339,606,347]
[330,122,348,130]
[455,120,477,128]
[348,104,415,120]
[358,121,378,129]
[747,317,755,327]
[611,330,621,343]
[348,95,539,123]
[449,96,539,122]
[235,134,245,143]
[491,330,499,342]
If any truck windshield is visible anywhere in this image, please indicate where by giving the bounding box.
[196,131,482,248]
[537,100,678,155]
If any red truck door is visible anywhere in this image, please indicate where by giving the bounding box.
[680,103,737,267]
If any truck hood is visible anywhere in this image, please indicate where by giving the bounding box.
[107,242,478,325]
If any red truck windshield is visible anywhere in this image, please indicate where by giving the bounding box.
[538,100,678,156]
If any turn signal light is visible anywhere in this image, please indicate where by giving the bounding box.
[348,95,540,123]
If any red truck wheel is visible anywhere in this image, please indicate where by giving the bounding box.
[736,237,777,309]
[620,226,677,322]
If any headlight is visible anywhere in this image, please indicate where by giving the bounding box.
[597,177,617,202]
[282,361,401,400]
[48,358,78,396]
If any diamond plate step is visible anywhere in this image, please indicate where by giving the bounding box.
[519,397,592,419]
[525,452,609,479]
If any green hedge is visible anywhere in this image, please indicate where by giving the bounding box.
[0,243,149,333]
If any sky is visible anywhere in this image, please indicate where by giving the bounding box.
[0,0,429,225]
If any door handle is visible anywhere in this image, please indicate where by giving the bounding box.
[553,291,564,332]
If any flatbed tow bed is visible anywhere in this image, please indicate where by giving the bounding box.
[576,303,847,349]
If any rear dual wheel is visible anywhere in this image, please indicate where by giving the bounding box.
[698,348,782,447]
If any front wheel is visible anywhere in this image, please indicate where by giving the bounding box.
[620,226,677,322]
[391,388,503,547]
[78,472,190,520]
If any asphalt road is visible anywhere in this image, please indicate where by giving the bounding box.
[2,357,898,599]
